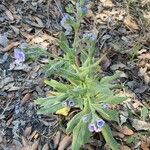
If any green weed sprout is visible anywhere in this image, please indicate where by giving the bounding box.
[35,1,127,149]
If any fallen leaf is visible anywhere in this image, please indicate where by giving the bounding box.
[141,141,150,150]
[120,145,131,150]
[22,136,28,146]
[54,131,61,149]
[58,135,72,150]
[24,126,32,137]
[31,139,40,150]
[5,9,14,21]
[56,107,70,116]
[121,126,134,135]
[1,42,19,52]
[21,93,31,105]
[131,119,150,131]
[124,15,139,30]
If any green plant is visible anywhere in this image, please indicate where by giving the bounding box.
[35,1,127,149]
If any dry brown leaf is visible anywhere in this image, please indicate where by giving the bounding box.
[141,141,150,150]
[100,0,114,7]
[58,135,72,150]
[112,131,125,138]
[31,139,40,150]
[22,136,29,146]
[1,42,19,52]
[141,0,150,7]
[5,9,14,21]
[21,145,31,150]
[124,15,139,30]
[21,93,31,105]
[24,126,32,137]
[120,145,131,150]
[54,131,61,149]
[121,126,134,135]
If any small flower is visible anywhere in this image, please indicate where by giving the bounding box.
[68,100,75,107]
[14,48,25,64]
[88,123,97,132]
[83,33,97,41]
[62,99,75,107]
[102,103,109,109]
[60,14,72,35]
[96,119,105,128]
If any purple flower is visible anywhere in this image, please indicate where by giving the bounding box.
[68,100,75,107]
[62,99,75,107]
[102,103,109,109]
[88,123,97,132]
[14,48,25,64]
[60,14,72,35]
[96,119,105,128]
[83,33,97,41]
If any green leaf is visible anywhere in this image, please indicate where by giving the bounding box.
[44,79,72,92]
[37,102,62,115]
[44,60,65,77]
[66,112,82,133]
[92,104,119,122]
[101,96,127,104]
[102,124,119,150]
[141,107,149,120]
[35,94,67,107]
[72,120,91,150]
[100,71,122,85]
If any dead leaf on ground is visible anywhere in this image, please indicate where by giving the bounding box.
[120,126,134,136]
[21,93,31,105]
[124,15,139,30]
[141,141,150,150]
[120,145,131,150]
[58,135,72,150]
[1,42,19,52]
[5,9,14,21]
[54,131,61,149]
[100,0,114,7]
[24,126,32,137]
[141,0,150,7]
[131,119,150,131]
[31,139,40,150]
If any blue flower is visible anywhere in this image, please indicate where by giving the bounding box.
[96,119,105,128]
[83,33,97,41]
[14,48,25,64]
[62,99,75,107]
[102,103,109,109]
[60,14,72,35]
[88,123,97,132]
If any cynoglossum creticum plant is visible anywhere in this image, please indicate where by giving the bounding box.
[35,1,127,150]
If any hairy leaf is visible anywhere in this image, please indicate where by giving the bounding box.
[102,124,119,150]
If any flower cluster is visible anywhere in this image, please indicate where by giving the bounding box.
[62,99,75,107]
[14,48,25,65]
[83,32,97,41]
[88,119,105,132]
[60,14,72,35]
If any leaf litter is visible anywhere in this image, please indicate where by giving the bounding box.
[0,0,150,149]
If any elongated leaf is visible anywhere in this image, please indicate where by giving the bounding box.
[101,96,127,104]
[92,104,119,122]
[35,94,67,107]
[100,71,122,85]
[44,60,65,77]
[37,102,62,115]
[101,124,119,150]
[66,112,82,133]
[72,121,91,150]
[44,79,72,92]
